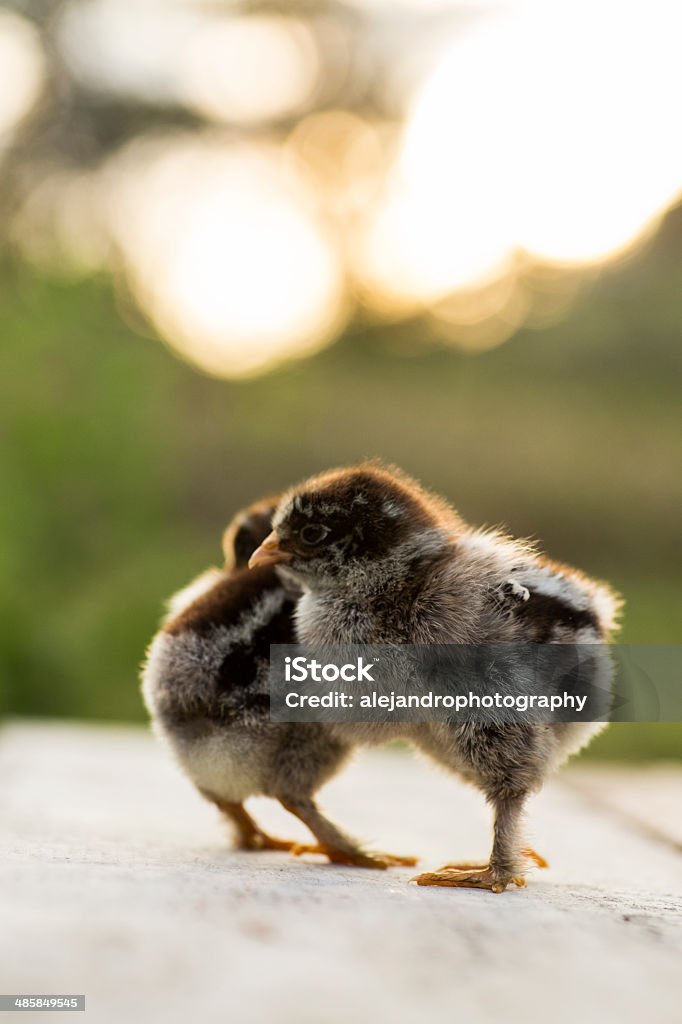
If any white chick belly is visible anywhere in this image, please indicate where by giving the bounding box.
[550,720,608,770]
[173,731,266,803]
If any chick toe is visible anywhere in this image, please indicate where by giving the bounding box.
[521,846,550,868]
[411,865,516,893]
[291,844,416,870]
[240,832,313,853]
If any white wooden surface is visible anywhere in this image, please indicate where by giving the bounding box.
[1,721,680,1024]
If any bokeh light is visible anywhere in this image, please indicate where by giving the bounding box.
[0,11,45,140]
[285,111,386,217]
[11,171,109,276]
[7,0,682,371]
[358,0,682,321]
[56,0,204,101]
[181,14,319,125]
[105,137,347,378]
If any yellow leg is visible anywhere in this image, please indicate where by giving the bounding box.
[291,844,417,870]
[280,796,417,870]
[199,790,309,853]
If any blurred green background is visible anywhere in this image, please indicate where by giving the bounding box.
[1,0,680,760]
[3,217,681,757]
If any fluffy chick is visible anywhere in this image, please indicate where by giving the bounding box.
[249,463,622,892]
[161,495,278,625]
[142,497,416,869]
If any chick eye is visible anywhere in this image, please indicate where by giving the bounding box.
[299,523,329,546]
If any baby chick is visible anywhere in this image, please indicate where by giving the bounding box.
[142,497,416,869]
[249,463,622,893]
[160,496,278,625]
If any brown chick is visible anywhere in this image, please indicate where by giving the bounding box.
[141,496,416,869]
[249,463,622,893]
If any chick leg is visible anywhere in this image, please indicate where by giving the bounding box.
[199,789,317,853]
[413,793,528,893]
[280,796,417,869]
[440,848,549,871]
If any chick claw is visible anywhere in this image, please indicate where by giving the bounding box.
[521,846,549,868]
[240,832,313,853]
[291,843,417,870]
[411,865,521,893]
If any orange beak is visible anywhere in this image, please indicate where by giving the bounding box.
[248,530,292,569]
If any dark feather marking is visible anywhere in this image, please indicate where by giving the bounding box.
[215,600,296,695]
[510,591,600,641]
[164,566,284,637]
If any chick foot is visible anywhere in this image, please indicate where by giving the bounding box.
[412,865,523,893]
[291,844,417,870]
[200,791,318,855]
[238,831,319,854]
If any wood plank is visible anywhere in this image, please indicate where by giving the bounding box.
[564,765,682,851]
[1,721,680,1024]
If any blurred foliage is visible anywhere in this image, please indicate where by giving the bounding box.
[0,0,679,765]
[1,204,681,759]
